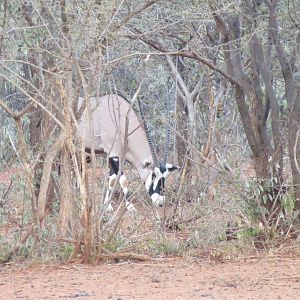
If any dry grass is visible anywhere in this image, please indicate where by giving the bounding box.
[0,162,298,264]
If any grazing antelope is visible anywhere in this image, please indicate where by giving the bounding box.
[78,94,179,211]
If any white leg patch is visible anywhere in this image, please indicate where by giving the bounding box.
[108,174,117,188]
[104,190,110,204]
[151,193,165,207]
[103,173,118,213]
[106,203,113,212]
[119,175,129,196]
[104,190,113,212]
[125,201,136,212]
[123,187,129,197]
[120,175,136,211]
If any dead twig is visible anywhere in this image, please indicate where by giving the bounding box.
[0,177,13,206]
[96,251,163,262]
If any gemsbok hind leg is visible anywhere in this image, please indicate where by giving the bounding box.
[104,157,136,212]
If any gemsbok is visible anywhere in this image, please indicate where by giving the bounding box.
[78,94,179,211]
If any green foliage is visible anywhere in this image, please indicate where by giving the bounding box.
[0,236,11,263]
[102,237,124,253]
[236,226,262,240]
[244,177,280,222]
[58,244,74,260]
[281,193,296,215]
[145,236,186,256]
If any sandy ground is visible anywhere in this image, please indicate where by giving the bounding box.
[1,256,300,300]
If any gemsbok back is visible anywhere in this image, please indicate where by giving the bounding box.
[78,94,179,211]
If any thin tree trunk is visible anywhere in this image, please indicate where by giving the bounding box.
[59,146,73,236]
[288,88,300,210]
[37,133,65,223]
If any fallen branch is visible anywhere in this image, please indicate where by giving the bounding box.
[96,252,162,262]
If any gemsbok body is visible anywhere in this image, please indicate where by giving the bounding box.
[78,94,179,211]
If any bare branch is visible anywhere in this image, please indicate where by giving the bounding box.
[115,0,159,31]
[212,12,230,39]
[60,0,69,35]
[130,33,241,87]
[0,0,8,56]
[0,71,64,128]
[190,76,204,98]
[166,55,189,97]
[0,99,17,118]
[0,99,34,120]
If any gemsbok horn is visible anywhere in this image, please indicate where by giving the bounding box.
[78,94,179,211]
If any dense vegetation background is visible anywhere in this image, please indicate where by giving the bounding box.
[0,0,300,263]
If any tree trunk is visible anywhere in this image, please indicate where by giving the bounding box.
[288,88,300,210]
[37,133,65,223]
[58,146,73,236]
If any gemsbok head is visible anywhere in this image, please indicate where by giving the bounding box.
[78,94,179,211]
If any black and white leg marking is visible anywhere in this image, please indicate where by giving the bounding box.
[104,157,135,211]
[145,164,180,207]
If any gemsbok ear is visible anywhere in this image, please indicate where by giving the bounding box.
[166,164,180,172]
[142,161,152,169]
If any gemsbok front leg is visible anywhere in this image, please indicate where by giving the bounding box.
[104,157,136,212]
